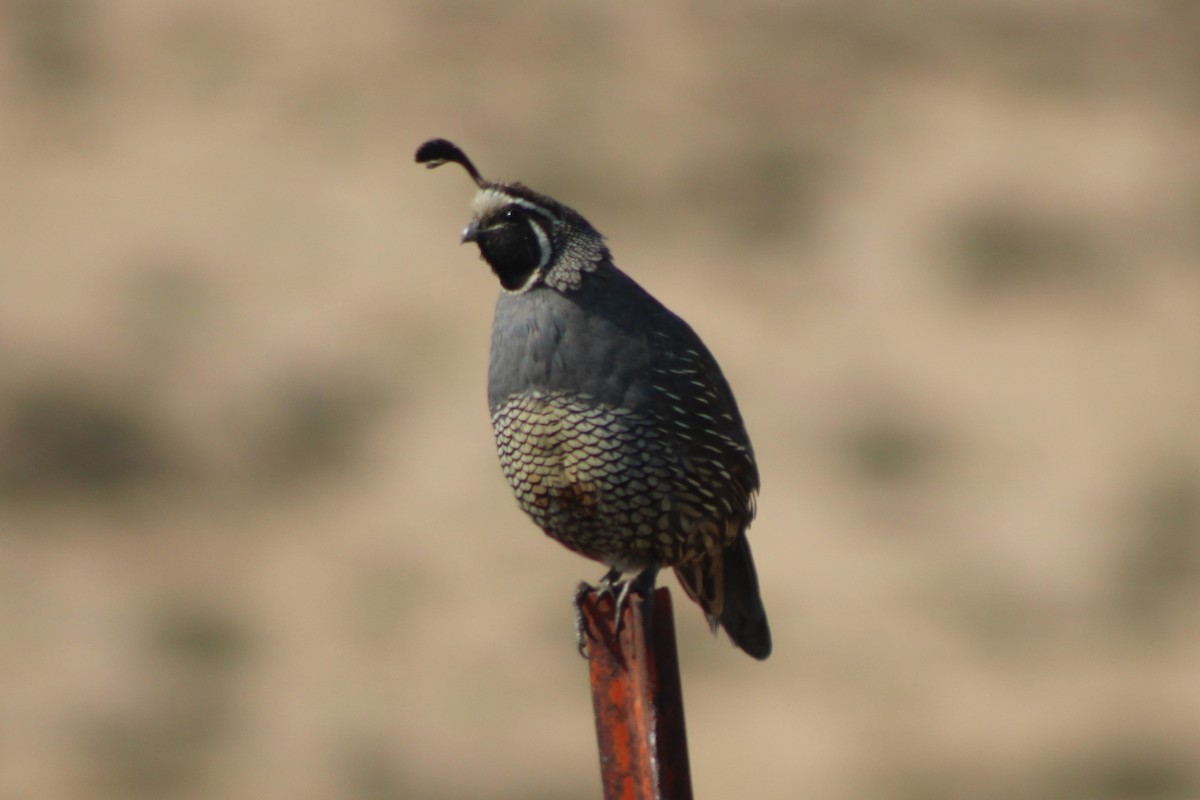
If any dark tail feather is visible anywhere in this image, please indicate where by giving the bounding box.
[674,532,772,660]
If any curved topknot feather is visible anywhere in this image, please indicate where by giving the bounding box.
[415,138,488,188]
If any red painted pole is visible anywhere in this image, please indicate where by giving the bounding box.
[579,587,694,800]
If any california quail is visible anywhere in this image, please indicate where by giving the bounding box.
[416,138,771,659]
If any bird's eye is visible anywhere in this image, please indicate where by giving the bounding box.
[501,207,522,222]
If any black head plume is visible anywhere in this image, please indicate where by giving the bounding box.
[415,138,487,188]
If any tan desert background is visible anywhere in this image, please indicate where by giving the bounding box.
[3,2,1200,798]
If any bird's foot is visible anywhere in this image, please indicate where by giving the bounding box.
[573,567,621,658]
[572,565,659,658]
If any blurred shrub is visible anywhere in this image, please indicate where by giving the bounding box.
[149,601,250,672]
[0,382,177,499]
[1112,464,1200,632]
[1045,740,1197,800]
[247,369,386,484]
[11,0,95,94]
[948,207,1102,296]
[843,412,942,484]
[680,144,831,248]
[77,602,247,799]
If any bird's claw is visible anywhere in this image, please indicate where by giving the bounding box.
[572,565,659,658]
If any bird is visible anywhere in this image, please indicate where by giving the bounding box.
[416,138,771,660]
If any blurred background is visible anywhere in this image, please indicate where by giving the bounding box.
[2,1,1200,798]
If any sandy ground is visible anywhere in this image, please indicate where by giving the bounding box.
[2,2,1200,798]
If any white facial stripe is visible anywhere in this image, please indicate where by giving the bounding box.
[513,267,543,294]
[471,188,514,218]
[527,217,551,273]
[472,188,557,224]
[510,198,556,223]
[472,189,546,217]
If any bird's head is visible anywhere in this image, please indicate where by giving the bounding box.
[416,138,608,293]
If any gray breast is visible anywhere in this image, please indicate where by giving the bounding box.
[488,275,655,412]
[486,268,758,567]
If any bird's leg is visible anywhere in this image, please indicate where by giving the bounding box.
[573,567,624,657]
[625,563,660,631]
[596,566,625,597]
[573,582,591,658]
[573,565,660,656]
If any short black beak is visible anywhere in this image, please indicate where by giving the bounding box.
[461,221,480,244]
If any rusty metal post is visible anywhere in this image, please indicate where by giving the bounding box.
[579,586,694,800]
